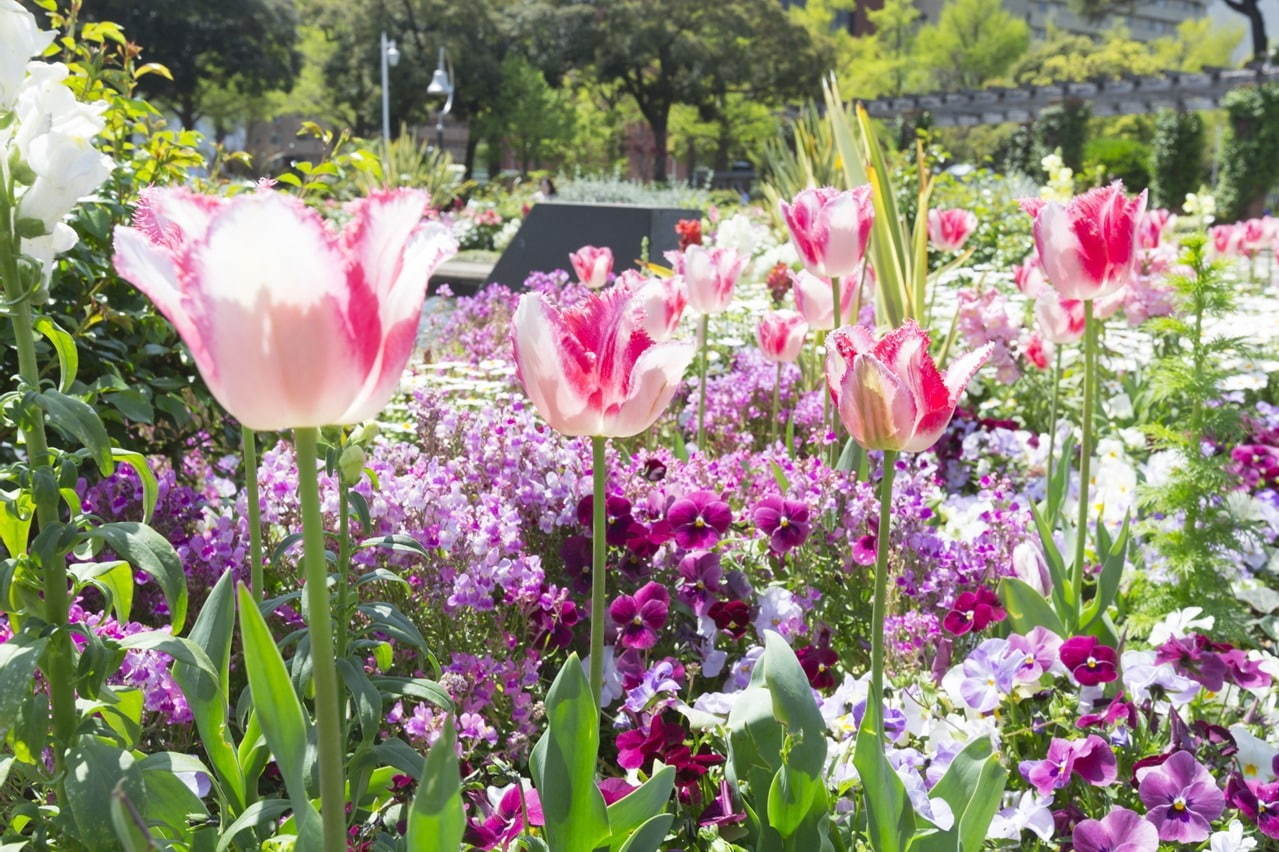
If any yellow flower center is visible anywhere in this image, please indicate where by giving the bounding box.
[779,518,789,527]
[1173,798,1186,812]
[694,518,706,528]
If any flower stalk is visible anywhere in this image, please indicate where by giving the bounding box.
[1072,301,1097,609]
[293,427,346,850]
[241,426,265,600]
[589,435,608,704]
[868,450,898,736]
[1046,346,1062,480]
[696,314,710,451]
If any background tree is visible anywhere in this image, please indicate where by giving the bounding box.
[473,55,577,174]
[914,0,1030,90]
[1070,0,1264,61]
[86,0,301,129]
[1150,109,1205,211]
[1217,84,1279,220]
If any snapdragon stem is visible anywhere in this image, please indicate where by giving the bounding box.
[869,450,898,735]
[770,362,781,445]
[293,427,346,851]
[1072,302,1097,613]
[1046,347,1062,484]
[241,426,265,601]
[696,315,709,451]
[589,436,607,704]
[0,206,75,762]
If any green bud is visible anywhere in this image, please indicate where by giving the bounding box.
[337,444,366,485]
[348,422,380,446]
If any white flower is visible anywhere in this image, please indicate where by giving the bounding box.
[1209,819,1258,852]
[0,0,53,108]
[988,791,1055,842]
[17,131,111,229]
[753,586,804,640]
[1229,725,1277,783]
[1148,606,1215,646]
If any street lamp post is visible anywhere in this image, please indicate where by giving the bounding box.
[380,31,400,147]
[426,46,454,153]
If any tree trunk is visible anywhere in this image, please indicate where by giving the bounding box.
[177,94,198,131]
[1225,0,1268,62]
[463,133,479,180]
[650,112,669,183]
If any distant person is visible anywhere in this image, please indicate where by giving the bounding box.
[532,177,558,203]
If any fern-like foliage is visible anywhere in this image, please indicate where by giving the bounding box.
[1136,235,1254,633]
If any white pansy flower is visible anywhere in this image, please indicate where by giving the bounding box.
[1209,819,1258,852]
[1229,725,1277,783]
[0,0,53,108]
[1148,606,1215,646]
[988,791,1055,842]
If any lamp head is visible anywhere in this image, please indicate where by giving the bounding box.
[385,39,400,67]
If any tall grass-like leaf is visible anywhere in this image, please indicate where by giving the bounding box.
[405,716,465,850]
[235,582,323,847]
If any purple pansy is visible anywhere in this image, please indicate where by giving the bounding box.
[958,638,1023,712]
[1072,806,1158,852]
[1136,749,1225,843]
[675,550,722,615]
[1060,635,1119,686]
[1226,774,1279,839]
[609,582,670,650]
[752,496,812,554]
[1020,735,1116,797]
[666,490,733,550]
[942,587,1006,635]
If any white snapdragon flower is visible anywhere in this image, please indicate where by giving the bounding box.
[0,0,53,109]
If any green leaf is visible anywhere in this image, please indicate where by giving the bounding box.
[759,631,827,776]
[835,438,861,473]
[616,813,673,852]
[33,317,77,392]
[0,633,46,739]
[0,490,34,558]
[853,725,914,852]
[109,449,160,528]
[767,765,818,838]
[998,577,1066,636]
[1028,502,1070,617]
[370,676,453,711]
[117,632,219,682]
[33,389,113,474]
[170,570,245,813]
[106,389,154,424]
[66,736,146,851]
[533,654,610,852]
[356,534,430,560]
[915,737,1008,851]
[356,602,428,652]
[235,583,323,848]
[89,523,188,632]
[1082,515,1129,632]
[671,427,689,462]
[769,461,791,495]
[405,716,465,850]
[70,560,133,622]
[214,799,292,852]
[606,764,674,851]
[337,658,381,743]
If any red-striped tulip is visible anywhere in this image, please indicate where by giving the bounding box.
[755,310,808,364]
[790,268,854,331]
[569,244,613,289]
[1139,208,1173,250]
[825,320,991,453]
[512,286,695,437]
[668,245,743,314]
[1034,293,1086,344]
[631,274,687,341]
[927,208,978,252]
[780,186,874,279]
[112,188,457,430]
[1022,183,1147,301]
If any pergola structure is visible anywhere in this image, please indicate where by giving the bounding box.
[860,65,1279,126]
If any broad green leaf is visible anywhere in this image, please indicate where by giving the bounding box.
[534,654,610,852]
[616,813,674,852]
[33,317,77,392]
[0,490,34,558]
[0,633,46,739]
[70,560,133,622]
[405,716,465,851]
[33,389,113,475]
[109,778,155,852]
[65,736,146,851]
[356,534,430,560]
[767,765,818,838]
[110,450,159,524]
[89,523,188,631]
[170,570,244,813]
[337,658,380,743]
[235,583,323,848]
[759,631,827,776]
[370,676,453,711]
[214,799,292,852]
[1029,502,1070,617]
[914,737,1008,852]
[606,764,674,851]
[998,577,1066,636]
[769,460,790,494]
[357,602,428,651]
[853,725,914,852]
[1083,515,1129,632]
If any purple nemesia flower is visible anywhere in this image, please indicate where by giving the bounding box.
[752,496,812,553]
[1060,635,1119,686]
[1072,806,1159,852]
[958,638,1023,712]
[675,550,722,615]
[1136,749,1225,843]
[1226,774,1279,839]
[666,490,733,550]
[608,582,670,650]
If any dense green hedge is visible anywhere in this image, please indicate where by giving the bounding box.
[1150,109,1204,211]
[1218,84,1279,220]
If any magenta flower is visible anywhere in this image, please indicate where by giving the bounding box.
[1136,750,1225,843]
[609,582,670,650]
[1060,635,1119,686]
[708,599,751,639]
[797,630,838,690]
[1227,774,1279,839]
[675,551,722,616]
[465,783,545,849]
[1020,735,1117,797]
[752,497,811,554]
[1072,807,1158,852]
[576,494,639,546]
[851,533,877,565]
[667,490,732,550]
[942,587,1006,635]
[1076,692,1138,731]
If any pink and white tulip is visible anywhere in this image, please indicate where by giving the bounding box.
[779,185,874,279]
[1138,208,1174,250]
[790,268,855,331]
[112,187,457,431]
[512,286,695,438]
[1034,293,1086,345]
[630,274,688,341]
[755,310,808,364]
[668,245,744,314]
[569,245,613,289]
[825,320,992,453]
[1022,183,1147,301]
[927,208,978,252]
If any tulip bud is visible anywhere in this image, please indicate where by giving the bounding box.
[338,444,366,486]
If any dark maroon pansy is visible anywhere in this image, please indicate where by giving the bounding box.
[1060,635,1119,686]
[708,599,752,639]
[942,587,1006,636]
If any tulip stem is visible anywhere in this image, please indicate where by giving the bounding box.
[589,435,608,705]
[831,276,843,328]
[1072,302,1097,614]
[1046,347,1062,486]
[241,426,265,600]
[0,202,76,765]
[770,362,781,446]
[293,427,346,851]
[696,314,709,452]
[869,450,898,737]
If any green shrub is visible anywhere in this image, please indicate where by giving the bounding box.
[1218,84,1279,220]
[1083,137,1152,192]
[1150,109,1204,211]
[1035,100,1090,173]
